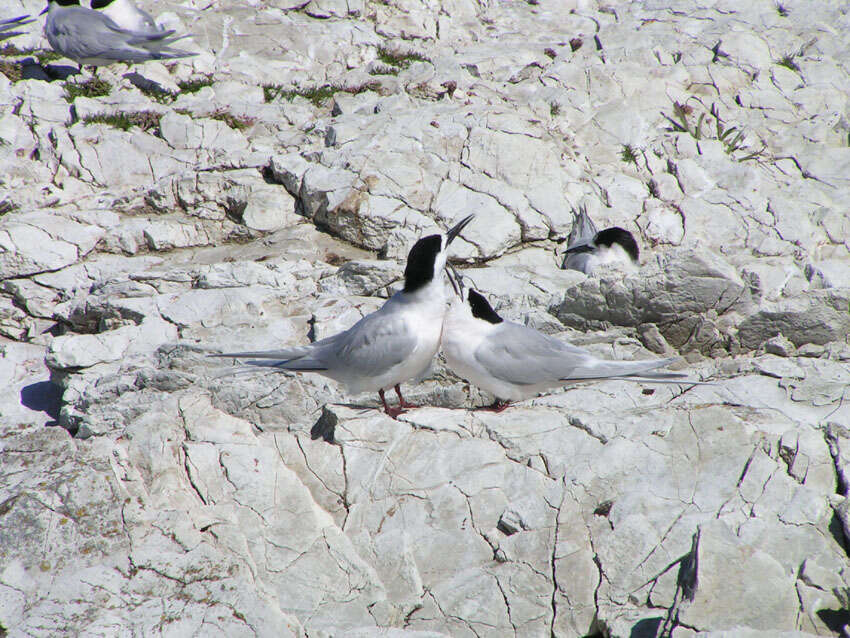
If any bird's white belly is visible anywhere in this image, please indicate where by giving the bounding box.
[346,311,444,394]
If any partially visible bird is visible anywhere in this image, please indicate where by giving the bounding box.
[213,215,476,419]
[42,0,195,69]
[0,14,35,42]
[89,0,159,34]
[563,205,639,275]
[441,273,686,411]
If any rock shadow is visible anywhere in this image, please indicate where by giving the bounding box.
[630,618,662,638]
[20,380,62,426]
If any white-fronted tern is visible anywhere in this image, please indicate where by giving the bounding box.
[42,0,194,69]
[441,273,685,411]
[214,214,475,418]
[563,205,639,275]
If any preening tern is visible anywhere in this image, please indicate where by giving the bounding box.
[563,205,639,275]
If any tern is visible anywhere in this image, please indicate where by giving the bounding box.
[0,14,35,41]
[42,0,195,69]
[214,215,475,418]
[441,273,686,411]
[89,0,160,33]
[563,205,639,275]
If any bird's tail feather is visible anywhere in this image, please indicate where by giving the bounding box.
[561,356,680,382]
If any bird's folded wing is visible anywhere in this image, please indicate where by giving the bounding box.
[474,322,591,386]
[331,311,418,376]
[475,322,679,385]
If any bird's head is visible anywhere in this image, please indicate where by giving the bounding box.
[565,226,639,263]
[444,268,503,324]
[42,0,80,13]
[403,214,474,293]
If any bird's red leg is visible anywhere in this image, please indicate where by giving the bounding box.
[379,388,405,419]
[394,384,418,409]
[479,399,511,412]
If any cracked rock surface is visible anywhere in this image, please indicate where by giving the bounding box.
[1,0,849,636]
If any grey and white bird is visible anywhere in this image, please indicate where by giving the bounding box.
[42,0,194,69]
[563,205,639,275]
[0,14,35,41]
[441,274,685,411]
[89,0,160,33]
[214,215,475,418]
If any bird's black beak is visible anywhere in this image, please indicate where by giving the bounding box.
[565,242,595,255]
[40,5,49,15]
[445,264,463,298]
[445,214,474,245]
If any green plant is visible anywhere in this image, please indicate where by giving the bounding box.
[0,60,21,82]
[210,110,254,130]
[376,46,430,69]
[620,144,639,164]
[776,3,789,17]
[177,76,214,94]
[263,82,380,106]
[661,100,763,161]
[64,77,111,102]
[81,111,162,135]
[777,54,800,72]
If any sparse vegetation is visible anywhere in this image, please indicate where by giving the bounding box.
[376,46,430,70]
[64,77,111,102]
[210,110,255,130]
[81,111,163,135]
[0,60,21,82]
[776,2,789,17]
[263,81,380,106]
[177,76,214,94]
[550,103,561,117]
[621,144,639,164]
[661,100,764,161]
[777,54,800,72]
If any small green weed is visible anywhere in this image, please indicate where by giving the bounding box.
[621,144,639,164]
[263,82,380,106]
[376,46,430,69]
[661,100,763,160]
[211,110,254,130]
[0,60,21,82]
[81,111,162,135]
[64,77,111,102]
[777,54,800,72]
[177,76,214,94]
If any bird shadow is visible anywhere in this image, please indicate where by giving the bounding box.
[20,380,62,427]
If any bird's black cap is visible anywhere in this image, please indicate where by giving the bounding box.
[403,235,442,293]
[594,227,639,262]
[468,289,503,324]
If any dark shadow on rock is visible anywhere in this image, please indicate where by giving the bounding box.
[20,381,62,425]
[816,607,850,634]
[19,60,51,81]
[123,71,171,98]
[630,618,662,638]
[310,406,339,442]
[829,511,849,557]
[43,63,80,80]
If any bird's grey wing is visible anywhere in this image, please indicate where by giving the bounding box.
[329,311,418,377]
[474,322,592,386]
[475,322,678,385]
